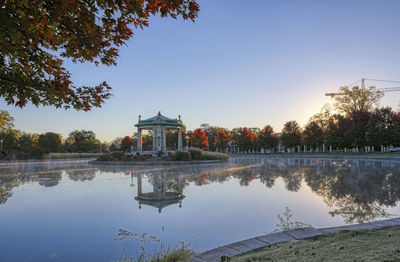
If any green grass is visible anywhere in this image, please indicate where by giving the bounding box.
[233,226,400,262]
[145,245,194,262]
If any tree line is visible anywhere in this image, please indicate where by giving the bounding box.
[119,86,400,153]
[0,111,102,159]
[112,104,400,154]
[192,86,400,152]
[2,86,399,157]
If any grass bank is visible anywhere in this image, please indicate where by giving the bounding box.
[233,226,400,262]
[45,152,102,159]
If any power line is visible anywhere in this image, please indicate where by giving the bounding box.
[326,78,400,97]
[364,78,400,84]
[346,79,361,87]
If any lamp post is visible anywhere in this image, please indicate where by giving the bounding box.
[185,136,189,150]
[130,173,134,187]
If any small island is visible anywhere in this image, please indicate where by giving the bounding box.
[94,147,229,165]
[93,112,229,165]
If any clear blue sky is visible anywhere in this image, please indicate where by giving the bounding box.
[2,0,400,141]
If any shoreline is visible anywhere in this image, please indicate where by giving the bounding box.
[192,217,400,262]
[229,153,400,161]
[89,159,229,166]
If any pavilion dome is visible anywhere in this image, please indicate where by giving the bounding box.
[135,192,185,213]
[135,111,182,127]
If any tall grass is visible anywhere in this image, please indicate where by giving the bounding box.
[115,228,194,262]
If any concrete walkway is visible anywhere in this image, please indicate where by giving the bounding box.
[191,217,400,262]
[229,154,400,161]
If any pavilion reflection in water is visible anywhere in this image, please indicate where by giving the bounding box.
[134,173,185,213]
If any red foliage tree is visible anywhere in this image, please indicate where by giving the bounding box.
[1,0,200,110]
[189,128,209,150]
[234,127,255,151]
[120,136,134,152]
[214,129,229,151]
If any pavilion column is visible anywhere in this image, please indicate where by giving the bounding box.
[162,127,166,151]
[137,128,142,152]
[178,128,183,150]
[137,175,142,195]
[152,127,156,151]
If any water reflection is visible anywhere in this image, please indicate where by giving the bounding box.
[1,158,400,224]
[0,160,95,204]
[135,173,185,213]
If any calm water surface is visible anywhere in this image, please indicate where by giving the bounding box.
[1,158,400,261]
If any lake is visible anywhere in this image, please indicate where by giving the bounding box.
[1,158,399,261]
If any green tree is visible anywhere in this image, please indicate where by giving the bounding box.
[281,121,302,149]
[366,107,400,147]
[109,137,123,152]
[0,129,19,152]
[303,121,324,148]
[0,110,14,130]
[308,103,332,131]
[0,0,199,110]
[67,130,99,152]
[200,124,221,151]
[38,132,62,152]
[325,114,353,149]
[255,125,278,150]
[166,124,187,150]
[334,86,383,116]
[18,132,38,152]
[349,110,371,147]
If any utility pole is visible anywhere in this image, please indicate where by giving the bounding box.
[361,78,365,92]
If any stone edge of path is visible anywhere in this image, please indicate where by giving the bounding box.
[229,154,400,161]
[89,159,229,166]
[191,217,400,262]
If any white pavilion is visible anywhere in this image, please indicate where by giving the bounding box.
[132,111,183,155]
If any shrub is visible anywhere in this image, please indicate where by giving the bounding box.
[200,151,229,160]
[14,151,31,160]
[30,148,44,159]
[173,150,192,161]
[97,152,153,161]
[188,147,202,160]
[97,151,131,161]
[97,153,113,161]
